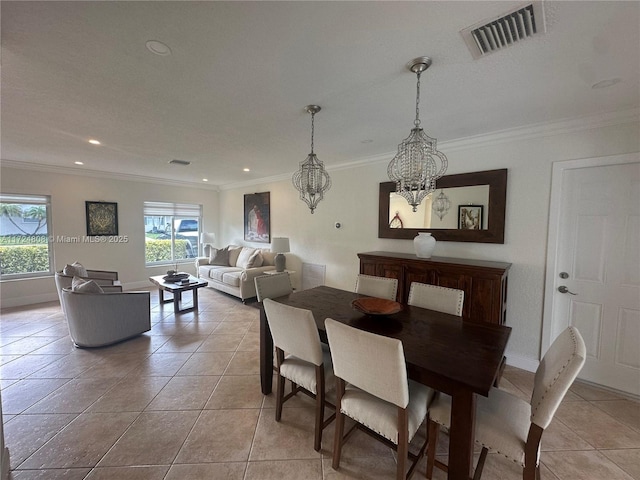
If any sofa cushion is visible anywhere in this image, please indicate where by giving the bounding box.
[235,247,256,269]
[209,247,229,266]
[228,245,243,267]
[221,270,243,287]
[203,266,242,283]
[71,276,104,294]
[63,261,88,277]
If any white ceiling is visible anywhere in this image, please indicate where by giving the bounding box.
[2,1,639,187]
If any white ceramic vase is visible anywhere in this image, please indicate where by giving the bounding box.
[414,232,436,258]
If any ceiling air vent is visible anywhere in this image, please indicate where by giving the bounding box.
[169,159,191,166]
[461,1,546,59]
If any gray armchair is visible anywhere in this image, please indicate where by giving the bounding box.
[60,287,151,348]
[55,270,121,314]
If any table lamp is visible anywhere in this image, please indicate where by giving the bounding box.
[200,232,216,256]
[271,237,290,272]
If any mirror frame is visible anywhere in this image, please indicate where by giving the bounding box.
[379,168,507,243]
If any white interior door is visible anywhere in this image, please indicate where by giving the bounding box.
[544,154,640,396]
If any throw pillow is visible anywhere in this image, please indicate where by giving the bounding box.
[235,247,257,269]
[209,247,229,266]
[63,261,88,277]
[71,276,104,294]
[246,250,263,268]
[228,245,243,267]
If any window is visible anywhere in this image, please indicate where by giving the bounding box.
[144,202,202,266]
[0,193,53,279]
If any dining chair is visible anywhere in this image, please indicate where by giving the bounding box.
[254,272,293,302]
[426,326,586,480]
[354,273,398,301]
[262,298,335,451]
[407,282,464,316]
[325,318,434,480]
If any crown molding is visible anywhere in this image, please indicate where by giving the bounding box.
[0,160,220,191]
[3,108,637,191]
[439,107,639,153]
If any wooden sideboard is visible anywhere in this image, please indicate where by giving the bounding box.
[358,251,511,325]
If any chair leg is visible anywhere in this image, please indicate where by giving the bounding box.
[523,463,537,480]
[332,378,346,470]
[275,348,285,422]
[523,423,544,480]
[473,447,488,480]
[314,365,325,452]
[396,408,408,480]
[275,374,285,422]
[426,420,440,479]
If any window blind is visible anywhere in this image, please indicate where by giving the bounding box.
[143,201,201,217]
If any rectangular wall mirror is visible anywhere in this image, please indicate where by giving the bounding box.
[379,168,507,243]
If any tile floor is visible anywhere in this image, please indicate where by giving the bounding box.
[1,287,639,480]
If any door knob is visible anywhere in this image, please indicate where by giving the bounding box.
[558,286,577,295]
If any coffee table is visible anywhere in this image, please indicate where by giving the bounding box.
[149,274,208,313]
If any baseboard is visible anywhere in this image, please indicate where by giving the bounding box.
[0,293,58,309]
[504,352,539,373]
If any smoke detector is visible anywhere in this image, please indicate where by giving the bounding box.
[460,2,546,59]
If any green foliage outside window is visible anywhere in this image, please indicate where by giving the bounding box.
[0,245,50,275]
[145,239,190,263]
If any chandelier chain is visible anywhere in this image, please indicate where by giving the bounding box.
[310,111,315,153]
[414,71,421,128]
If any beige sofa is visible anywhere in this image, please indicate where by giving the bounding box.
[195,245,280,302]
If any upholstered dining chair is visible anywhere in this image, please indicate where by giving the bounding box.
[354,274,398,301]
[407,282,464,316]
[325,318,434,480]
[426,326,586,480]
[254,272,293,302]
[262,298,335,451]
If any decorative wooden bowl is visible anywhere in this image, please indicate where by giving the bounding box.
[351,297,402,316]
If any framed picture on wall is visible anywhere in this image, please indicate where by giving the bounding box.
[458,205,483,230]
[86,201,118,236]
[244,192,270,243]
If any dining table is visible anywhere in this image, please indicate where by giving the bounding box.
[259,285,511,480]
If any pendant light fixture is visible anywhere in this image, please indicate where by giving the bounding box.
[388,57,448,212]
[292,105,331,214]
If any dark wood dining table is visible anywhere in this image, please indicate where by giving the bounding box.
[259,285,511,480]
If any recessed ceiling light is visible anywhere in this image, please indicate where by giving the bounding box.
[146,40,172,56]
[243,168,250,172]
[202,178,208,182]
[74,161,84,165]
[361,139,373,144]
[88,139,101,145]
[591,78,622,89]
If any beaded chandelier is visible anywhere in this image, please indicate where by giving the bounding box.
[387,57,448,212]
[292,105,331,214]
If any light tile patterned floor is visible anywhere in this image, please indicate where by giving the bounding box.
[1,287,639,479]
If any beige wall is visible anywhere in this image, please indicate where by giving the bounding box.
[1,115,638,370]
[0,168,218,305]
